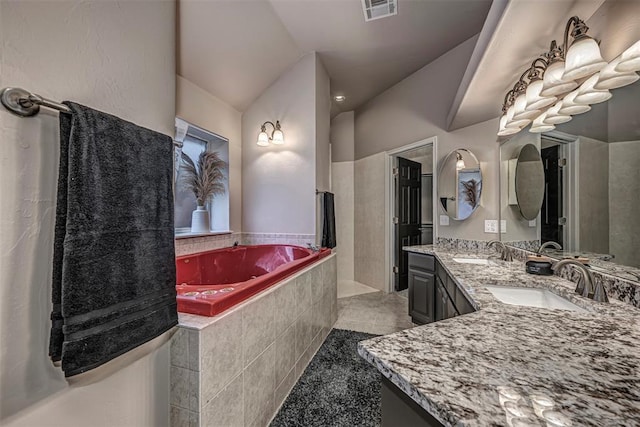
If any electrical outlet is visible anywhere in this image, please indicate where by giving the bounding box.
[500,220,507,233]
[439,215,450,226]
[529,219,537,227]
[484,220,497,233]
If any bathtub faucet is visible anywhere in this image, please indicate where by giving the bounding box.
[233,241,239,247]
[307,243,320,252]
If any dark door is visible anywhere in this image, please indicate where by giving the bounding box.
[395,157,422,291]
[541,145,563,246]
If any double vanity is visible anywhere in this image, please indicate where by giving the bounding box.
[359,245,640,426]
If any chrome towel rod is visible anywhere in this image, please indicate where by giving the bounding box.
[1,87,183,148]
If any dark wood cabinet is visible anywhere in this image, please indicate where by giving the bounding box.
[408,252,475,325]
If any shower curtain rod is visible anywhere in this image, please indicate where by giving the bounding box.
[1,87,183,148]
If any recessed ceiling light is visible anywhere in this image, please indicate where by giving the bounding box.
[334,95,346,102]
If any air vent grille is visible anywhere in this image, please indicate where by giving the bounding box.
[361,0,397,22]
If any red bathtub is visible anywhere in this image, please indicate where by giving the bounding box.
[176,244,331,316]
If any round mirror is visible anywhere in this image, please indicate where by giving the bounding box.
[509,143,544,220]
[437,148,482,220]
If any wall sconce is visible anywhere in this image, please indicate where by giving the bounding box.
[455,151,466,170]
[257,120,284,147]
[498,15,640,137]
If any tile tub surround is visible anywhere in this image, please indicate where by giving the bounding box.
[358,245,640,427]
[170,254,337,427]
[175,233,316,257]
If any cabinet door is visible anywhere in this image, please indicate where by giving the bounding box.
[408,270,434,324]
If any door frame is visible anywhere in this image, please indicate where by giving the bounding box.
[385,136,438,293]
[542,130,579,251]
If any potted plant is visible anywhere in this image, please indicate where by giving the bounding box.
[180,149,227,233]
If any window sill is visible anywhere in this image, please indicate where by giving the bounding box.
[174,229,234,240]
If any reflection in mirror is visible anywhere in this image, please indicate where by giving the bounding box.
[438,149,482,220]
[499,76,640,279]
[508,144,545,220]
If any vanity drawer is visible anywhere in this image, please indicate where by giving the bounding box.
[408,253,435,272]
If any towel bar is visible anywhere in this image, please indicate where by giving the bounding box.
[1,87,183,148]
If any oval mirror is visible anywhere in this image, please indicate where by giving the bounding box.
[437,149,482,220]
[508,143,544,220]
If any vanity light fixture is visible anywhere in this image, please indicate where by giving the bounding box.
[256,120,284,147]
[529,112,555,133]
[616,40,640,72]
[497,16,635,137]
[574,74,612,105]
[562,16,606,81]
[594,56,640,90]
[557,89,591,115]
[543,102,572,125]
[455,151,466,170]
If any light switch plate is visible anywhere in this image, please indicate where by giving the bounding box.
[500,220,507,233]
[439,215,450,226]
[484,220,497,233]
[529,219,537,227]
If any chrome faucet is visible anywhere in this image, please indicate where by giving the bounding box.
[552,259,608,303]
[487,240,513,262]
[307,243,320,252]
[537,241,562,255]
[233,241,239,247]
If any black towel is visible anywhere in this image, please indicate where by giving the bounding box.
[321,192,337,249]
[49,102,178,377]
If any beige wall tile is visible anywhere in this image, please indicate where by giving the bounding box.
[170,328,189,369]
[273,280,297,338]
[295,307,313,359]
[243,292,276,365]
[295,275,312,317]
[201,373,243,427]
[200,309,243,405]
[275,324,296,387]
[273,367,296,414]
[244,345,276,426]
[170,366,191,410]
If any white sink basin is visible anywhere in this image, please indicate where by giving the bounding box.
[484,286,587,312]
[453,257,495,265]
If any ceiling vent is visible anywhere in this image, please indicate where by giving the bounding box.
[361,0,397,22]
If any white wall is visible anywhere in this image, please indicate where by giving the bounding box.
[241,53,320,235]
[0,1,175,426]
[176,76,242,233]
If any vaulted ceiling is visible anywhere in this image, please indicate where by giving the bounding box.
[178,0,493,114]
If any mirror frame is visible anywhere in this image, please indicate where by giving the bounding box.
[437,148,482,221]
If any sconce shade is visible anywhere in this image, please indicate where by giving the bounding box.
[257,131,269,146]
[530,113,555,133]
[505,105,531,128]
[563,37,607,81]
[574,74,612,104]
[543,102,572,125]
[525,79,557,111]
[512,92,540,120]
[498,114,521,136]
[272,129,285,145]
[595,57,640,90]
[541,61,578,97]
[558,89,591,115]
[616,40,640,72]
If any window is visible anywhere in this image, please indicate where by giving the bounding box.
[174,118,230,236]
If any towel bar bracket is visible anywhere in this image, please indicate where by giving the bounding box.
[1,87,45,117]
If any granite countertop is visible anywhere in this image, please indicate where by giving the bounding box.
[358,245,640,427]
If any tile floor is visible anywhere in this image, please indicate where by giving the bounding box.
[337,279,379,299]
[334,290,415,336]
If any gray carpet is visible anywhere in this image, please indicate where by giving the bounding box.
[270,329,381,427]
